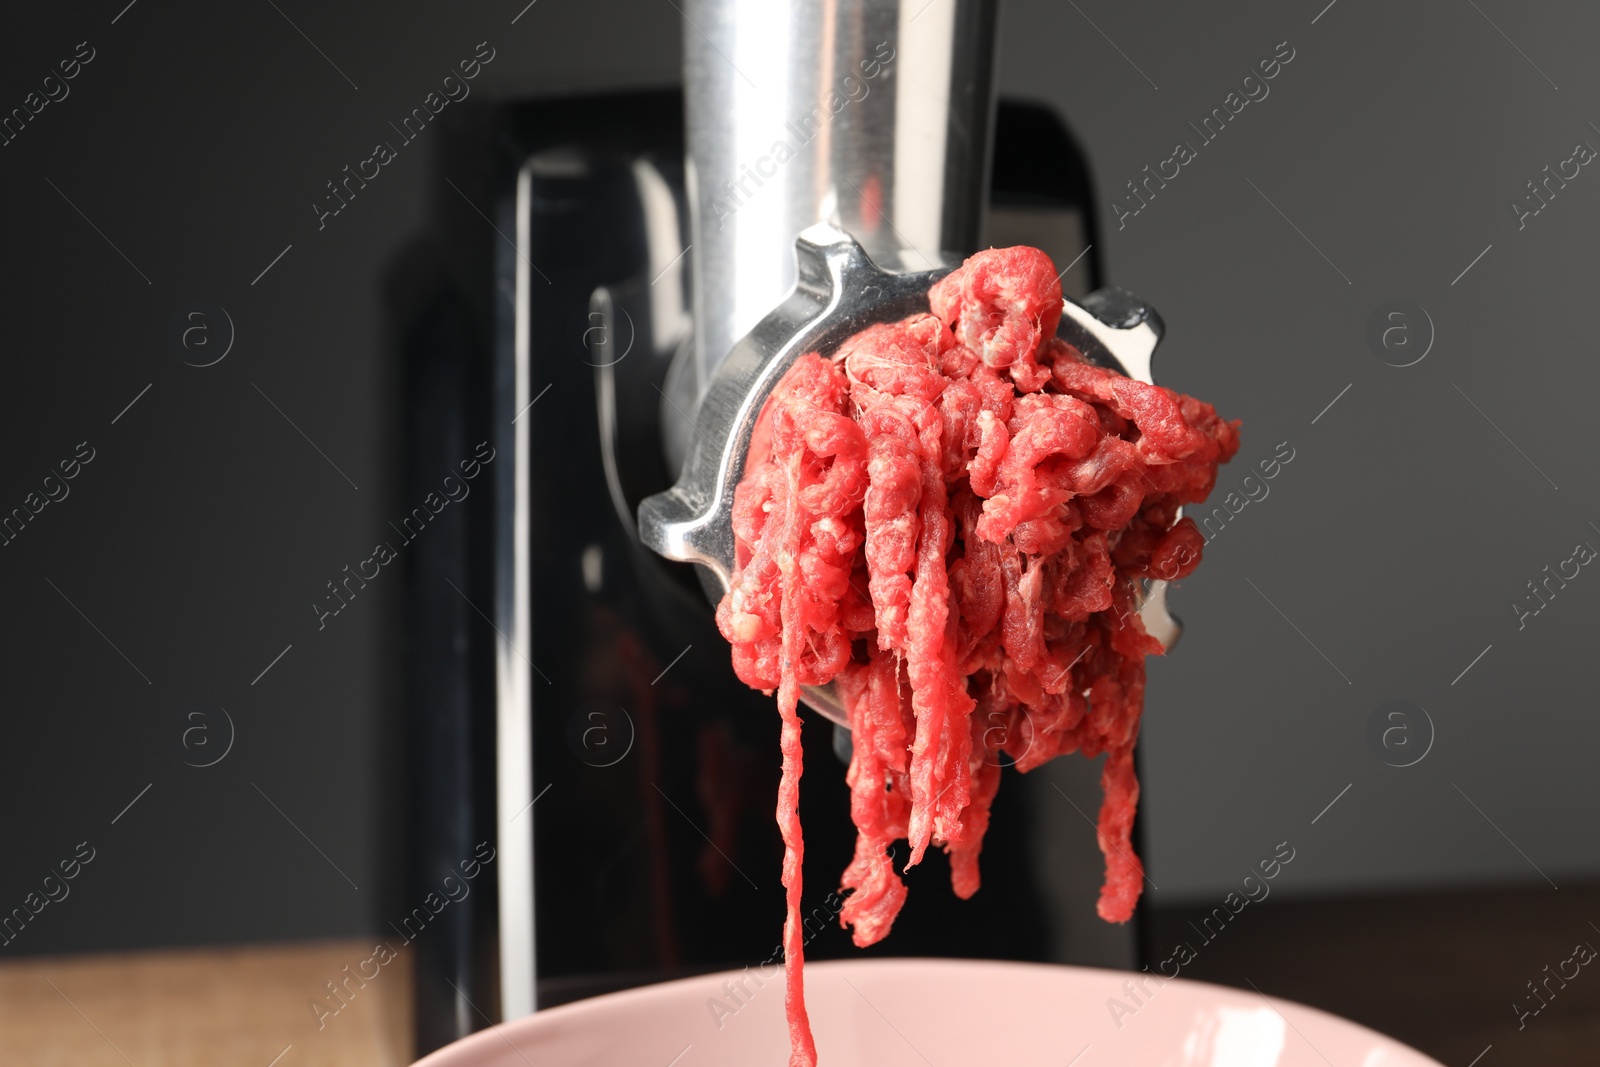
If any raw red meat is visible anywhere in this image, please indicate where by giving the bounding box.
[716,246,1239,1066]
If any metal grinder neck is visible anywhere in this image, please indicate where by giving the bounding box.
[681,0,1000,409]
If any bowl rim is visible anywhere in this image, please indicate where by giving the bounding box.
[415,956,1444,1066]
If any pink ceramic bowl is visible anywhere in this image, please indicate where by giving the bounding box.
[415,958,1441,1066]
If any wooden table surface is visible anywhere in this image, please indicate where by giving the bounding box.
[0,940,412,1066]
[9,886,1594,1065]
[1148,883,1600,1066]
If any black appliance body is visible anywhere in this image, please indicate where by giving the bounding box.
[399,90,1128,1057]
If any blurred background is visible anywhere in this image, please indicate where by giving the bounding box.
[1,0,1597,1064]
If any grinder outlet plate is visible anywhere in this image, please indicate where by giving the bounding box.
[638,224,1179,727]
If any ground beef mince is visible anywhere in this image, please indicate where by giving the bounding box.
[716,246,1239,1066]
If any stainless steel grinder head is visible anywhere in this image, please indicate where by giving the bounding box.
[638,223,1179,727]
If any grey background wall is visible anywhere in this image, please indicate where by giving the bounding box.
[0,0,1592,957]
[1014,0,1600,904]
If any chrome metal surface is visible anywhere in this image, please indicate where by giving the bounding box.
[595,161,696,540]
[496,160,540,1023]
[638,224,1178,726]
[666,0,999,471]
[641,224,952,587]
